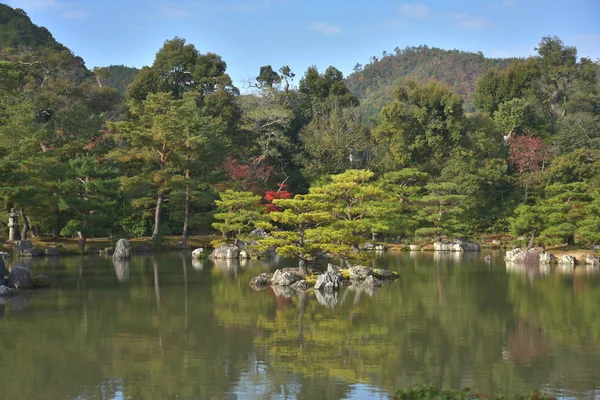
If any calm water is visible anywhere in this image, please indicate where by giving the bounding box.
[1,251,600,399]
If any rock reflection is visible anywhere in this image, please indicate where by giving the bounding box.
[191,259,206,271]
[314,289,339,308]
[506,262,550,281]
[270,284,296,299]
[112,258,130,282]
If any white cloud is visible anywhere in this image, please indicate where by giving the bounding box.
[309,21,342,35]
[60,9,88,19]
[449,13,493,30]
[398,3,429,19]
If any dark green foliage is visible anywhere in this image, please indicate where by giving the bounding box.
[95,65,139,95]
[0,3,68,51]
[394,385,555,400]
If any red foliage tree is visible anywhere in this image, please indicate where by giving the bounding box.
[508,135,551,173]
[264,183,292,212]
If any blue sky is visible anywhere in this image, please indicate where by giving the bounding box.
[4,0,600,90]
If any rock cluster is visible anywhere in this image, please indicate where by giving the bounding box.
[249,263,398,293]
[434,240,480,252]
[0,263,51,298]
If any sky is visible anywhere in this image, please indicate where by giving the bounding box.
[4,0,600,90]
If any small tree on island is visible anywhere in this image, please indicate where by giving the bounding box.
[259,169,395,274]
[211,190,269,246]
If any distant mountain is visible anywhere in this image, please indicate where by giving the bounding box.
[346,46,519,118]
[0,3,68,51]
[96,65,139,95]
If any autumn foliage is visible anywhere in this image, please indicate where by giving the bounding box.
[508,135,551,174]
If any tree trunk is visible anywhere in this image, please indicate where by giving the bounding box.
[527,229,537,249]
[181,169,190,243]
[53,211,63,239]
[152,192,164,240]
[19,207,30,241]
[298,258,307,276]
[567,234,575,247]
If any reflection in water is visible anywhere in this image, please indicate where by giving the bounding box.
[191,258,205,270]
[505,261,550,281]
[2,253,600,399]
[112,258,130,282]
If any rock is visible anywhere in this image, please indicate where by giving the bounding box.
[371,268,397,280]
[585,255,600,266]
[290,280,311,291]
[363,275,382,287]
[271,269,302,286]
[539,252,556,264]
[249,228,269,238]
[504,248,541,264]
[409,244,421,251]
[249,273,272,289]
[491,240,502,248]
[7,265,33,290]
[558,255,576,265]
[33,275,51,288]
[113,239,131,259]
[102,247,114,256]
[191,248,205,259]
[363,242,375,250]
[13,240,32,251]
[210,245,240,259]
[327,263,340,275]
[314,271,342,290]
[434,240,480,252]
[239,250,249,259]
[484,255,492,262]
[20,248,44,257]
[0,285,17,297]
[87,245,100,254]
[134,245,152,254]
[374,244,386,251]
[0,259,9,285]
[0,252,11,259]
[44,248,61,257]
[348,265,372,280]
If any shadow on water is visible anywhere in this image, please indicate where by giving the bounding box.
[1,251,600,399]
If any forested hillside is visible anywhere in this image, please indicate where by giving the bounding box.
[95,65,139,95]
[0,4,67,51]
[346,46,517,117]
[1,2,599,252]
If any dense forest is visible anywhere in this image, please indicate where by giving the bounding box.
[0,3,599,252]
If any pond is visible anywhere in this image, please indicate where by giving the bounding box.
[1,251,600,399]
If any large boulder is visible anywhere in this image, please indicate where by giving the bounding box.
[44,248,61,257]
[409,244,421,251]
[371,268,397,280]
[191,248,205,259]
[20,248,44,257]
[314,271,342,291]
[113,239,131,259]
[239,250,249,259]
[13,240,32,252]
[434,240,480,252]
[271,269,302,286]
[7,265,33,290]
[210,245,240,259]
[348,265,372,280]
[585,255,599,266]
[539,252,556,264]
[505,248,541,264]
[0,285,17,297]
[558,255,576,265]
[249,273,273,289]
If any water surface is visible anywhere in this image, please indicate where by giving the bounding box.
[1,251,600,399]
